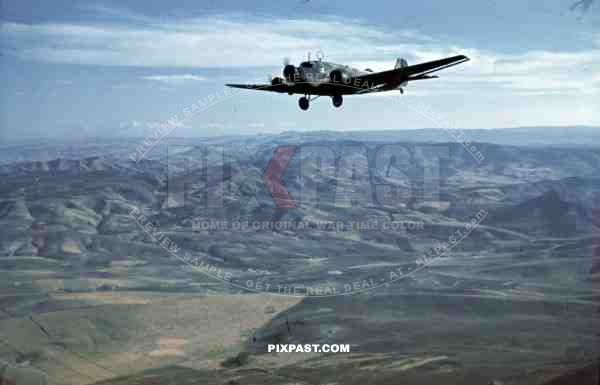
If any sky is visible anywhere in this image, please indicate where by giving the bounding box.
[0,0,599,141]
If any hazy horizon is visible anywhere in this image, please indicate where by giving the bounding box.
[2,1,600,141]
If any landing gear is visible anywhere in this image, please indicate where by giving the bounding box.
[399,88,404,94]
[332,95,343,108]
[299,96,309,111]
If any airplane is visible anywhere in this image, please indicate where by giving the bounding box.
[226,54,470,110]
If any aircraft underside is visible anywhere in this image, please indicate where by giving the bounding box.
[267,82,403,110]
[297,94,346,111]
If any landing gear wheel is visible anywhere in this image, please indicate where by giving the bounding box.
[332,95,343,108]
[299,96,309,111]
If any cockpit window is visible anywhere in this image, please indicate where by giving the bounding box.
[300,61,313,68]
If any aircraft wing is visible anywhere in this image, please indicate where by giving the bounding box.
[226,54,469,96]
[403,54,470,79]
[226,82,360,96]
[225,83,291,93]
[349,54,469,91]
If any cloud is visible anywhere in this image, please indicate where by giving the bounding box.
[111,84,133,89]
[141,74,207,83]
[0,12,436,68]
[1,8,599,97]
[463,49,599,95]
[247,122,265,128]
[119,120,192,131]
[570,0,595,15]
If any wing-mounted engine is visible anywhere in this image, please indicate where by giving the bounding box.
[328,68,350,85]
[271,76,285,85]
[283,64,297,81]
[282,57,298,82]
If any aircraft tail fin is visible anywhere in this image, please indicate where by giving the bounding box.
[395,58,408,69]
[395,58,409,88]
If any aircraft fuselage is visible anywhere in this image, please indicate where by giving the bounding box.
[296,60,366,84]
